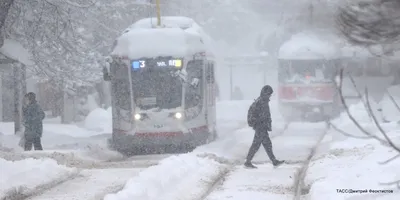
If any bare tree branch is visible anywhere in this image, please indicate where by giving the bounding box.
[380,180,400,189]
[385,89,400,113]
[337,69,387,143]
[329,122,371,139]
[45,0,96,8]
[364,89,400,151]
[379,153,400,164]
[337,67,400,190]
[336,0,400,51]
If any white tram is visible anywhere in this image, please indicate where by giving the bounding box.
[103,17,218,155]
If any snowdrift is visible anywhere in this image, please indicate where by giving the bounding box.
[307,135,400,200]
[84,108,112,132]
[307,100,400,199]
[278,30,341,60]
[103,154,228,200]
[0,158,77,199]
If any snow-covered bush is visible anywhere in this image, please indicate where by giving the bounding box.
[84,108,112,132]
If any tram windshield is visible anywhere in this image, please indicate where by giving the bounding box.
[278,59,339,83]
[131,57,183,110]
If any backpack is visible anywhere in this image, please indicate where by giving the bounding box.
[247,98,260,128]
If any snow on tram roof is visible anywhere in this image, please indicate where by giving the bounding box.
[278,30,341,60]
[125,16,216,54]
[128,16,197,30]
[111,27,207,59]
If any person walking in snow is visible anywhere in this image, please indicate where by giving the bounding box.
[22,92,45,151]
[245,85,284,168]
[232,86,244,100]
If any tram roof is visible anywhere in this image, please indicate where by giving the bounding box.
[124,16,217,56]
[128,16,197,30]
[278,30,341,60]
[112,27,208,59]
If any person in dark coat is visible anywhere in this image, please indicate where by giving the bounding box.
[22,92,45,151]
[232,86,244,100]
[244,85,284,168]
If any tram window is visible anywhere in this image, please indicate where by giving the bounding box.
[185,61,203,109]
[278,60,290,82]
[279,60,337,82]
[206,63,215,83]
[211,63,215,83]
[113,78,131,110]
[187,60,203,78]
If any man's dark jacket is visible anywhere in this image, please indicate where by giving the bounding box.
[23,101,45,138]
[254,87,272,131]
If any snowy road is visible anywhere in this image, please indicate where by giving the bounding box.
[3,100,399,200]
[27,168,142,200]
[202,122,330,200]
[1,151,175,200]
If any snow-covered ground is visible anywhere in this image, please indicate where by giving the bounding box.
[0,124,108,150]
[1,100,400,199]
[308,136,400,200]
[27,168,143,200]
[0,158,77,200]
[104,100,399,200]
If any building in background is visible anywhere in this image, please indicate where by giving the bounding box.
[0,39,31,134]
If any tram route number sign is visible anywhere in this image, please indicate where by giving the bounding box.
[132,58,182,70]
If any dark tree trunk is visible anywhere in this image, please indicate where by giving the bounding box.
[13,63,21,134]
[0,0,14,47]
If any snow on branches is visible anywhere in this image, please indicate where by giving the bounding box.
[0,0,14,48]
[334,68,400,189]
[337,0,400,52]
[2,0,150,87]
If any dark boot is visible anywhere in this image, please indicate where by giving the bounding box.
[273,160,284,167]
[33,136,43,150]
[244,161,257,169]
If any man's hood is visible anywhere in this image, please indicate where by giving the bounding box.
[260,85,273,98]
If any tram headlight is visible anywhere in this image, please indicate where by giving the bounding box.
[134,113,142,120]
[174,112,182,119]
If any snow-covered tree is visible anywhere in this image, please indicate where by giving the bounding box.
[337,0,400,53]
[0,0,14,51]
[2,0,152,87]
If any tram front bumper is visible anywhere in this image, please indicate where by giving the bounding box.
[279,101,341,121]
[110,129,209,150]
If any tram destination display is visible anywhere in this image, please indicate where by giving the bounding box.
[132,57,182,70]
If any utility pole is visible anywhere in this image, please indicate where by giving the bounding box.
[308,1,314,26]
[0,69,2,122]
[229,64,233,100]
[13,63,21,134]
[22,64,26,97]
[156,0,161,26]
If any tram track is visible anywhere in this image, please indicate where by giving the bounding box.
[195,122,332,200]
[195,124,291,200]
[3,121,324,200]
[1,150,175,200]
[1,121,248,200]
